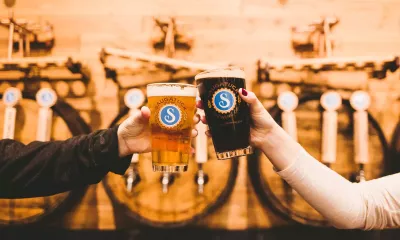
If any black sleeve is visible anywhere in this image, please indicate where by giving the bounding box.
[0,125,132,199]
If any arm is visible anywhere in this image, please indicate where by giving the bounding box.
[237,89,400,230]
[282,152,400,230]
[264,126,400,230]
[0,126,131,199]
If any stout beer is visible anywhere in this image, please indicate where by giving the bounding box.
[195,67,253,159]
[147,83,197,172]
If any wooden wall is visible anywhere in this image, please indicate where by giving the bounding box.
[0,0,399,230]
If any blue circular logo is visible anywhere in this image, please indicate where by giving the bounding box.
[159,104,181,128]
[5,92,15,103]
[213,89,236,113]
[41,92,53,103]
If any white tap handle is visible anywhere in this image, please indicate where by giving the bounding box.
[195,109,208,164]
[131,154,139,163]
[36,108,53,141]
[36,88,57,141]
[277,91,299,141]
[282,111,297,141]
[350,91,371,165]
[321,111,338,164]
[2,88,22,140]
[353,111,369,164]
[3,107,16,139]
[320,91,342,164]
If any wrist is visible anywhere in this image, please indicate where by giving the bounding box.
[117,126,129,157]
[259,124,302,171]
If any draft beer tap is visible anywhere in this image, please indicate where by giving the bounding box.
[277,91,299,203]
[2,87,21,216]
[161,172,175,194]
[123,89,145,192]
[36,88,57,142]
[320,91,342,169]
[36,88,57,208]
[350,91,371,183]
[2,88,21,140]
[194,109,209,194]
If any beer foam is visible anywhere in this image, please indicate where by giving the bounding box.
[147,83,197,97]
[195,67,245,80]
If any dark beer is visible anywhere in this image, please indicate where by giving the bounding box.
[195,67,253,159]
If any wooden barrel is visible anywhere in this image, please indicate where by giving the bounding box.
[391,122,400,173]
[248,93,390,227]
[103,106,239,228]
[0,92,91,226]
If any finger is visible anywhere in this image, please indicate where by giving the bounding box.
[140,106,151,119]
[193,113,200,125]
[191,128,198,138]
[238,88,265,114]
[205,130,212,137]
[196,100,204,109]
[201,115,208,124]
[191,147,195,155]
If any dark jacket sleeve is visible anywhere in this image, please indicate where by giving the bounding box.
[0,125,132,199]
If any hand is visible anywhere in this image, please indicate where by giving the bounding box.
[237,88,279,148]
[196,88,278,149]
[117,106,200,157]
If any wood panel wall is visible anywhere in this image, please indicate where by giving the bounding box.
[0,0,399,230]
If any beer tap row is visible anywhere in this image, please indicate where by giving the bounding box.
[277,90,371,182]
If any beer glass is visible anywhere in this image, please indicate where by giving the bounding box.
[195,67,253,159]
[147,83,197,172]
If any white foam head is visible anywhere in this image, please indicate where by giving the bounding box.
[147,83,197,97]
[195,67,245,81]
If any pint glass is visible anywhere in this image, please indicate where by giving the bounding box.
[195,67,253,159]
[147,83,197,172]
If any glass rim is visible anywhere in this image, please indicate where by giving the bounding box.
[147,82,196,88]
[195,66,244,80]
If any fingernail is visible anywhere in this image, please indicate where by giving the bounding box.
[242,89,248,96]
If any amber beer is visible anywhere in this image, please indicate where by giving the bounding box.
[195,67,252,159]
[147,83,197,172]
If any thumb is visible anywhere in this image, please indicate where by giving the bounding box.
[140,106,151,121]
[126,106,150,127]
[238,88,265,114]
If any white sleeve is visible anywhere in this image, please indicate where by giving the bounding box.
[275,148,400,230]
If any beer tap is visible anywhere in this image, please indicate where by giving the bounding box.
[277,91,299,204]
[320,91,342,169]
[194,109,209,194]
[161,172,175,194]
[36,88,57,142]
[2,88,21,140]
[2,87,21,218]
[36,88,57,209]
[350,91,371,183]
[123,89,145,192]
[125,156,140,192]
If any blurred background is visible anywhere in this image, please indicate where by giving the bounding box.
[0,0,399,239]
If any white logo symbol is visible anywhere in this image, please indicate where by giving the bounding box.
[212,88,236,114]
[159,104,181,128]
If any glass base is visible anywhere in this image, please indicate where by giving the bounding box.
[152,164,188,172]
[216,146,253,160]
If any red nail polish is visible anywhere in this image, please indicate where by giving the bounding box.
[242,89,248,96]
